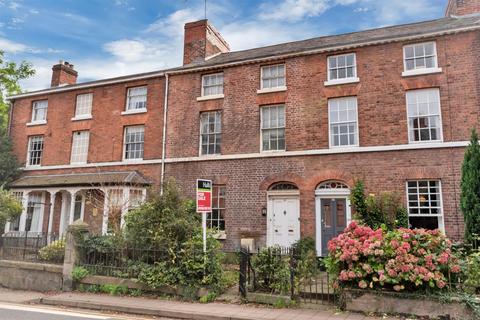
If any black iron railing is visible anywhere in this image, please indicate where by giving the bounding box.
[0,232,63,263]
[75,244,213,278]
[239,246,336,305]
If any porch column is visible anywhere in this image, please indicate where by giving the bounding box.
[19,190,31,232]
[101,188,109,235]
[120,187,130,228]
[47,190,58,234]
[68,189,79,225]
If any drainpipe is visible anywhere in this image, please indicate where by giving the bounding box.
[7,100,14,137]
[160,73,169,195]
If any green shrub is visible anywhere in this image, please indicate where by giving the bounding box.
[72,266,89,282]
[38,239,65,263]
[100,284,129,296]
[252,247,291,295]
[325,221,461,292]
[199,292,217,303]
[464,251,480,293]
[137,228,224,291]
[351,180,409,230]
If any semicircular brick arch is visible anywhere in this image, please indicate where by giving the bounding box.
[304,169,353,191]
[259,172,304,191]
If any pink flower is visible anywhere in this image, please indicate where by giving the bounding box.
[451,265,461,273]
[358,280,368,289]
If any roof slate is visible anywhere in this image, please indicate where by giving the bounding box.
[7,14,480,99]
[189,14,480,68]
[9,171,151,188]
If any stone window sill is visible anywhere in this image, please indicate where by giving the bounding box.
[402,68,442,77]
[196,94,224,101]
[257,86,287,94]
[121,109,147,115]
[71,115,92,121]
[26,121,47,127]
[324,77,360,86]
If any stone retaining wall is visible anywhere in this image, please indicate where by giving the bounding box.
[0,260,63,292]
[343,289,475,320]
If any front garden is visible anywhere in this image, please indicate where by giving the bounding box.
[64,182,237,301]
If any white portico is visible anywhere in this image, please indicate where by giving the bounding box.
[5,171,149,236]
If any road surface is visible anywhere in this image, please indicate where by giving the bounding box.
[0,302,171,320]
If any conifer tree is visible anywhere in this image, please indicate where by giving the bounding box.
[460,129,480,247]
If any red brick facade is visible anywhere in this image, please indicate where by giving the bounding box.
[6,2,480,250]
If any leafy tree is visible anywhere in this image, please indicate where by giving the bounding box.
[350,180,409,230]
[460,129,480,247]
[0,188,22,231]
[0,51,35,186]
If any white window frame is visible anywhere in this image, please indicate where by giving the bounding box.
[402,41,442,77]
[26,135,44,167]
[72,93,93,120]
[260,104,286,152]
[70,131,90,164]
[325,53,360,86]
[328,97,359,148]
[199,111,222,156]
[198,73,224,101]
[207,185,226,233]
[122,86,147,115]
[258,64,287,93]
[123,125,145,161]
[406,88,443,144]
[28,100,48,126]
[405,180,444,232]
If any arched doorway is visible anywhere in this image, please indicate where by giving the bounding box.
[315,181,351,256]
[266,182,300,247]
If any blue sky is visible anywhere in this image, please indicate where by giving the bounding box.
[0,0,446,91]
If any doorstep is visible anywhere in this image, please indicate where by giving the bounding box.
[38,292,374,320]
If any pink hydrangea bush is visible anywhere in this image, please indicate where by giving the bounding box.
[325,221,461,292]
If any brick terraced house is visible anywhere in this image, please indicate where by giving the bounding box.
[5,0,480,254]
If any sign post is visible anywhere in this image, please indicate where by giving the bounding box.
[196,179,212,253]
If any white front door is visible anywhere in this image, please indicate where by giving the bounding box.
[267,196,300,247]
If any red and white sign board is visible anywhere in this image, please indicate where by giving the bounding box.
[196,179,212,213]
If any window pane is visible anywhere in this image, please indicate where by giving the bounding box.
[261,105,285,151]
[407,89,441,142]
[329,97,358,147]
[75,94,93,117]
[71,131,90,164]
[404,46,414,59]
[261,65,286,89]
[200,111,221,155]
[124,126,144,159]
[126,87,147,110]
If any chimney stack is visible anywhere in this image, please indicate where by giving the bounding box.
[51,60,78,87]
[446,0,480,16]
[183,19,230,65]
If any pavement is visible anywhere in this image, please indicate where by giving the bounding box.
[0,288,395,320]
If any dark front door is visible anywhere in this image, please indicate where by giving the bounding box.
[321,198,347,255]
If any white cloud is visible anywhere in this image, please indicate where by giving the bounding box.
[8,1,20,10]
[259,0,330,22]
[17,0,443,91]
[0,38,28,53]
